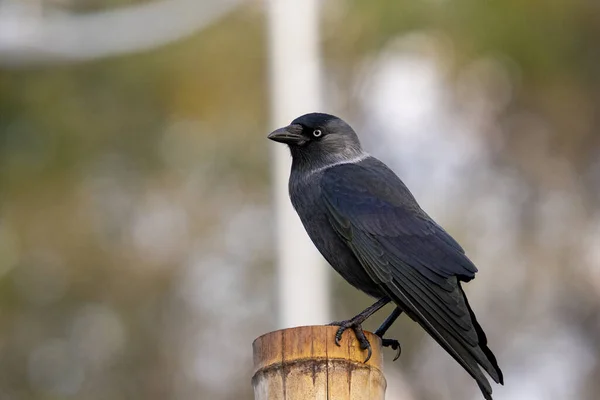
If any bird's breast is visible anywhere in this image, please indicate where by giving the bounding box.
[288,173,382,298]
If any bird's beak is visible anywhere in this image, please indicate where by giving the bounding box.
[267,124,305,145]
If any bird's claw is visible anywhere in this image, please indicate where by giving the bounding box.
[381,338,402,361]
[328,319,373,363]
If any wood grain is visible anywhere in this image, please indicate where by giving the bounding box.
[252,326,386,400]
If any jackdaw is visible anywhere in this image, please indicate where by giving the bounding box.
[268,112,503,400]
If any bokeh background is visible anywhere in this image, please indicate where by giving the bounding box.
[1,1,599,399]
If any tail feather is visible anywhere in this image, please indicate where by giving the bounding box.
[384,281,498,399]
[420,315,494,398]
[459,283,504,384]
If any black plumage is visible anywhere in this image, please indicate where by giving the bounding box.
[268,113,503,399]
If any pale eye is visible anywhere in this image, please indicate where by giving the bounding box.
[312,129,322,138]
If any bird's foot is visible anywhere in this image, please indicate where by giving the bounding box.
[380,338,402,361]
[373,307,403,361]
[328,318,373,363]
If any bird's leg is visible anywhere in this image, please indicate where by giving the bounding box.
[373,307,402,337]
[374,307,403,361]
[328,297,390,363]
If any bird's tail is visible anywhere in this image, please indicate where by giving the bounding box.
[385,281,503,400]
[416,312,499,400]
[458,283,504,385]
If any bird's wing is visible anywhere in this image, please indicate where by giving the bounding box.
[320,162,502,398]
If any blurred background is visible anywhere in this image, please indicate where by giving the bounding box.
[1,1,599,399]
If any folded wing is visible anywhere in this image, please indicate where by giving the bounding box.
[320,161,503,399]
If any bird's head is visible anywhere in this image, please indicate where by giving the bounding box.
[268,113,365,172]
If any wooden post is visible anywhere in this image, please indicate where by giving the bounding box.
[252,326,386,400]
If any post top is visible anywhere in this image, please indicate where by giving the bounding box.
[252,325,384,375]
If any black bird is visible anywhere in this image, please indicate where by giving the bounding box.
[268,113,504,400]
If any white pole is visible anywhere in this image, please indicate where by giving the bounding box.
[267,0,330,328]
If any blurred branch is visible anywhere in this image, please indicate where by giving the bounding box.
[0,0,244,66]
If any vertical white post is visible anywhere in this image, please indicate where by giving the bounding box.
[267,0,330,328]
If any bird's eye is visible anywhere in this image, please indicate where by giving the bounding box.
[312,129,322,138]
